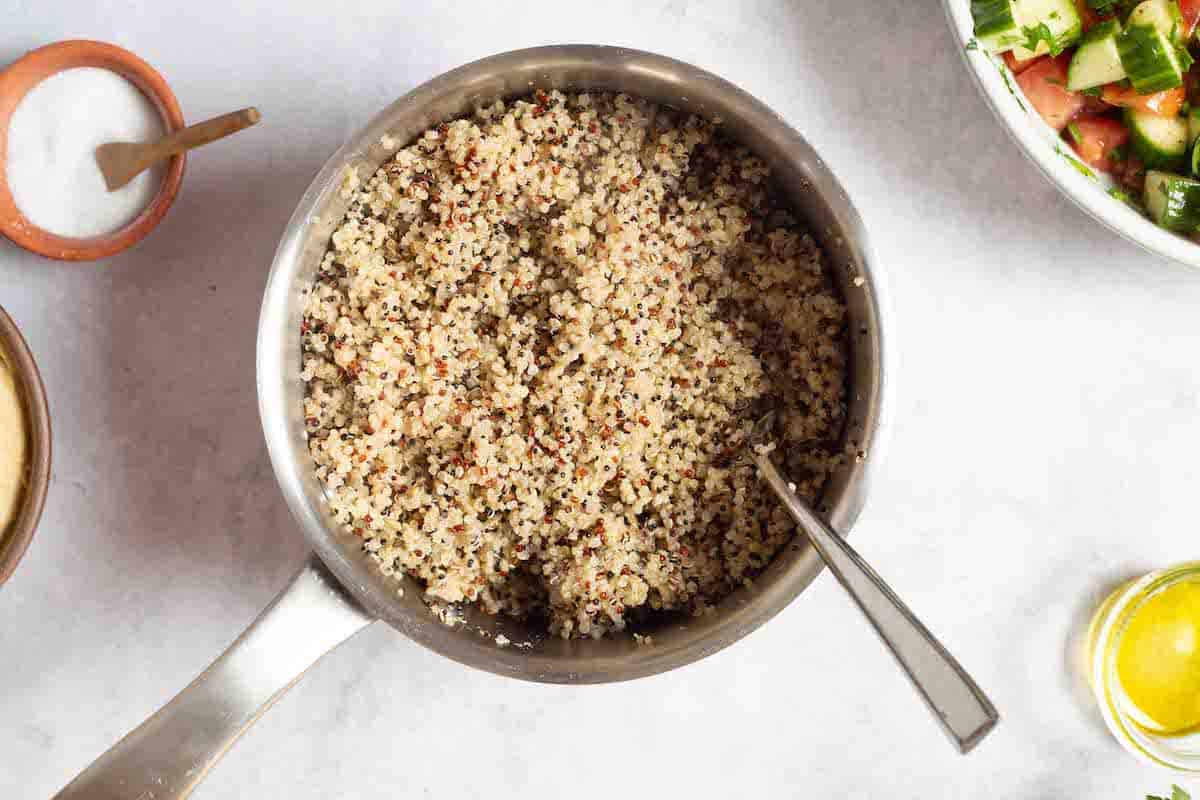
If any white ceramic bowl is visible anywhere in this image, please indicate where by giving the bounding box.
[942,0,1200,268]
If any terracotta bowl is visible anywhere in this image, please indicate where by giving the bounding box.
[0,40,186,261]
[0,306,50,586]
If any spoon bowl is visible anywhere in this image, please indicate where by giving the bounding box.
[95,107,260,191]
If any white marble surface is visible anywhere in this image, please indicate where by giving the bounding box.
[2,0,1198,797]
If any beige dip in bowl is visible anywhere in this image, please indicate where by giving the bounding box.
[0,306,50,585]
[0,352,25,531]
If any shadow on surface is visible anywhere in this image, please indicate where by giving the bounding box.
[1061,567,1145,742]
[769,0,1171,277]
[88,150,321,608]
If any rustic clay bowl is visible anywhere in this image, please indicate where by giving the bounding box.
[0,40,186,261]
[0,305,50,586]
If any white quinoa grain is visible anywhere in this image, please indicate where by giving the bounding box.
[303,92,847,639]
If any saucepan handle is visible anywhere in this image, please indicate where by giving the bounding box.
[54,556,375,800]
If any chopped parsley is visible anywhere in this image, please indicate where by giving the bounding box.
[1168,22,1195,70]
[1108,188,1146,216]
[965,38,980,52]
[1080,85,1105,97]
[1108,187,1137,205]
[1087,0,1118,10]
[996,58,1027,112]
[1178,44,1195,72]
[1109,143,1127,163]
[1067,122,1083,145]
[1147,786,1191,800]
[1021,22,1065,57]
[1055,143,1097,179]
[1070,158,1097,180]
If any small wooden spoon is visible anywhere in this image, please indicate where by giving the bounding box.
[95,107,261,191]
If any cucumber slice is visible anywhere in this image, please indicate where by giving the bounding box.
[1127,108,1190,170]
[973,0,1024,51]
[1068,20,1126,90]
[1145,170,1200,230]
[1011,0,1085,59]
[1126,0,1185,37]
[1192,139,1200,176]
[972,0,1082,54]
[1118,19,1185,92]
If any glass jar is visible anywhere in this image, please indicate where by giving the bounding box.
[1087,562,1200,770]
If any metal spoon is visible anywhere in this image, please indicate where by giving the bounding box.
[750,429,999,753]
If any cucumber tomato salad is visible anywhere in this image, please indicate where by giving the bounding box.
[972,0,1200,234]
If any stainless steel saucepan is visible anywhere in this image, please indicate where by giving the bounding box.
[55,45,890,799]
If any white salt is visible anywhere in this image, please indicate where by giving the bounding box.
[6,67,165,238]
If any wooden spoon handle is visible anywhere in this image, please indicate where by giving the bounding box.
[153,107,261,159]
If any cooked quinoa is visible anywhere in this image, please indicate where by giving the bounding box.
[301,91,848,639]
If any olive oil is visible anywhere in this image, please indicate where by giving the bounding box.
[1088,563,1200,771]
[1115,578,1200,736]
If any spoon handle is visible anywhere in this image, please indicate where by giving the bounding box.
[754,455,999,753]
[152,107,261,159]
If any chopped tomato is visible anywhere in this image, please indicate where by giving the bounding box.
[1004,50,1044,74]
[1016,54,1086,131]
[1181,0,1200,35]
[1074,0,1101,31]
[1067,114,1131,173]
[1115,154,1147,194]
[1101,84,1186,116]
[1186,64,1200,97]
